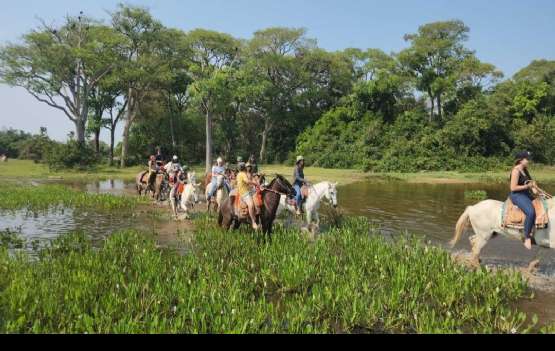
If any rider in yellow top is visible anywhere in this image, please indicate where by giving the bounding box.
[237,162,260,230]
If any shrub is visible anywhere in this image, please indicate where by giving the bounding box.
[45,141,99,170]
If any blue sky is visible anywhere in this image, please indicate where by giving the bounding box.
[1,0,554,142]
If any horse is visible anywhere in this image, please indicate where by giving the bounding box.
[218,174,296,241]
[170,172,202,220]
[450,197,555,266]
[277,181,339,228]
[206,174,229,215]
[135,171,150,196]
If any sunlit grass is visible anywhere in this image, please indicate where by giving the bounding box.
[0,184,147,212]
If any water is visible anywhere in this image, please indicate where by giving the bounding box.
[339,180,555,276]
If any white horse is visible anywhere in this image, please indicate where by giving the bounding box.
[170,172,201,220]
[277,181,338,227]
[450,198,555,265]
[205,174,229,214]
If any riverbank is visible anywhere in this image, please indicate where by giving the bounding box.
[3,159,555,185]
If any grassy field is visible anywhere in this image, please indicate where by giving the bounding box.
[3,159,555,185]
[0,216,542,334]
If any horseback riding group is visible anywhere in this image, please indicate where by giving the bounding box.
[136,148,336,240]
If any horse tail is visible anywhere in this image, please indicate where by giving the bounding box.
[450,207,471,248]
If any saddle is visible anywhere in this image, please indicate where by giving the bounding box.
[502,198,549,230]
[231,188,263,218]
[301,185,309,199]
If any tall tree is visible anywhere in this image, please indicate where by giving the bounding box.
[398,20,500,122]
[243,27,314,162]
[111,4,168,167]
[187,29,240,173]
[0,15,121,143]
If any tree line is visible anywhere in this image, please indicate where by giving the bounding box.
[1,4,554,172]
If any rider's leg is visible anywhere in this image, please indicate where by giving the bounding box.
[244,194,259,230]
[510,192,536,249]
[207,177,217,200]
[294,184,302,214]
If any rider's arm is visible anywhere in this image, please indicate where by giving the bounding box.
[510,168,531,192]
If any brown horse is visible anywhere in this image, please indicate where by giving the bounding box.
[136,171,151,196]
[218,174,296,241]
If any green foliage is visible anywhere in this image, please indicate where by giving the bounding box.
[0,184,145,212]
[0,128,33,158]
[44,141,99,170]
[464,190,488,201]
[0,217,535,334]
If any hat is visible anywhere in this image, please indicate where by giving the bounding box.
[296,155,304,163]
[217,157,223,164]
[515,151,532,161]
[246,162,252,168]
[237,156,244,163]
[172,155,178,161]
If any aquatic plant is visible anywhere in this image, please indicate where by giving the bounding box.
[0,217,537,334]
[0,184,146,212]
[464,190,488,201]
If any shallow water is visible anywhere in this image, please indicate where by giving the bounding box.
[339,181,555,276]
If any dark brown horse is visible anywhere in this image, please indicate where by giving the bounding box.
[218,174,296,241]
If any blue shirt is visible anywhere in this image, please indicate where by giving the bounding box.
[212,165,225,176]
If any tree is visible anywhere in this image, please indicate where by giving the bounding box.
[187,29,240,173]
[243,27,315,162]
[399,20,500,122]
[0,14,121,144]
[111,4,168,167]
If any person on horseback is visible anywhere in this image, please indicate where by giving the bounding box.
[237,162,260,231]
[248,154,259,175]
[207,157,229,202]
[293,156,309,216]
[165,155,182,182]
[147,155,158,190]
[155,147,164,168]
[510,151,536,250]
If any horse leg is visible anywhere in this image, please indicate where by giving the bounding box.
[306,210,313,227]
[469,231,493,267]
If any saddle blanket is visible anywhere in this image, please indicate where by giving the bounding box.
[502,197,549,230]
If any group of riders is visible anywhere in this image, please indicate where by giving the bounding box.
[142,147,311,229]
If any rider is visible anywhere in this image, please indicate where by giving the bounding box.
[293,156,309,215]
[147,155,158,190]
[237,162,260,230]
[155,147,164,168]
[165,155,183,183]
[207,157,228,202]
[510,151,536,251]
[248,154,259,175]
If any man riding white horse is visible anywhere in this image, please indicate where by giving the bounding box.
[207,157,230,203]
[293,156,309,215]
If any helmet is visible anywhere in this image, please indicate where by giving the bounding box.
[217,157,223,164]
[172,155,178,161]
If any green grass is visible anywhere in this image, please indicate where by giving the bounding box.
[0,159,143,182]
[0,217,536,334]
[3,159,555,187]
[0,184,147,212]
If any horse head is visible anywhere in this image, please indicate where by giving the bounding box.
[325,182,339,208]
[272,174,296,197]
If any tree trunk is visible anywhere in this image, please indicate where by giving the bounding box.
[259,119,271,164]
[205,109,213,175]
[75,118,87,145]
[436,94,443,122]
[167,95,176,149]
[428,90,435,123]
[109,127,115,166]
[120,89,136,168]
[94,129,101,155]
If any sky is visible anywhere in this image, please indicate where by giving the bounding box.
[0,0,554,143]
